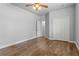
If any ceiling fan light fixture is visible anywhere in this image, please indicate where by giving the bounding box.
[32,5,36,10]
[38,6,41,10]
[26,3,48,10]
[32,3,41,10]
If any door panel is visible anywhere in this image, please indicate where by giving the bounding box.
[50,16,70,41]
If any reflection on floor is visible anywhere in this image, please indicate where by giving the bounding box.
[0,37,79,56]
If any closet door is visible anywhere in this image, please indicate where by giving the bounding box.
[50,16,70,41]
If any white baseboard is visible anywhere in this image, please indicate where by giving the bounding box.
[48,37,79,49]
[0,36,79,50]
[0,36,38,49]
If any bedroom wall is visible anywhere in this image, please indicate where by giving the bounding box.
[49,6,75,41]
[37,16,43,37]
[75,3,79,47]
[0,3,40,48]
[45,13,49,38]
[40,15,46,36]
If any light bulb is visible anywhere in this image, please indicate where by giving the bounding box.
[33,6,36,10]
[32,3,41,10]
[38,6,41,10]
[35,4,39,8]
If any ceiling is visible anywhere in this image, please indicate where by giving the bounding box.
[12,3,75,16]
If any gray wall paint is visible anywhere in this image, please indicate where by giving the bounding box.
[40,15,45,36]
[49,6,75,41]
[75,4,79,47]
[39,13,49,38]
[37,16,43,37]
[45,13,49,38]
[0,4,40,47]
[70,6,75,41]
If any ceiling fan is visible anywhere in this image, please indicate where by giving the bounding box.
[25,3,48,10]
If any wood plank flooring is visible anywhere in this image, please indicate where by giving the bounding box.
[0,37,79,56]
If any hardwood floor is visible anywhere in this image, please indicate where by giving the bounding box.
[0,37,79,56]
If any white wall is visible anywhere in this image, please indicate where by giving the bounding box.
[40,15,46,36]
[0,4,40,47]
[49,6,75,41]
[39,13,49,38]
[45,13,49,38]
[75,4,79,47]
[37,16,43,37]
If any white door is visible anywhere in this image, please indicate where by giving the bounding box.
[51,16,70,41]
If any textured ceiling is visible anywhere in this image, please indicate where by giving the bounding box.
[12,3,75,15]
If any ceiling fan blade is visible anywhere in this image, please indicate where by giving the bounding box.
[40,4,48,8]
[25,4,32,7]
